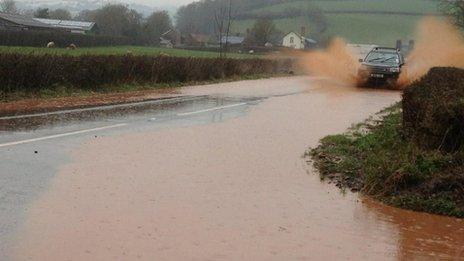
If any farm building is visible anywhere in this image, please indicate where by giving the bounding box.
[282,32,317,50]
[220,36,245,46]
[0,12,53,31]
[184,33,213,47]
[160,29,181,48]
[34,18,98,34]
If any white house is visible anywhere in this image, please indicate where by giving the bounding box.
[282,32,316,50]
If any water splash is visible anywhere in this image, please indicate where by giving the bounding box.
[399,17,464,86]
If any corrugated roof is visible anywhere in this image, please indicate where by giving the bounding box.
[0,12,53,28]
[34,18,96,31]
[220,36,244,45]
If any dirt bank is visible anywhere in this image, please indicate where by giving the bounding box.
[0,89,179,117]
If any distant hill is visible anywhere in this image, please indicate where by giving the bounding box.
[178,0,441,46]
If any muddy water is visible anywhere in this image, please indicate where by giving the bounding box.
[11,78,464,260]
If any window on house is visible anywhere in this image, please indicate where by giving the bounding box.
[290,37,294,44]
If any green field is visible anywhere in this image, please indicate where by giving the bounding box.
[232,13,422,46]
[0,46,254,59]
[323,13,422,45]
[232,17,315,37]
[251,0,439,14]
[233,0,440,46]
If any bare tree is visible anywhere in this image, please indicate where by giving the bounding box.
[143,11,173,45]
[214,0,233,58]
[248,18,277,46]
[34,8,50,18]
[0,0,18,14]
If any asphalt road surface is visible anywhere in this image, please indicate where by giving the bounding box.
[1,77,464,260]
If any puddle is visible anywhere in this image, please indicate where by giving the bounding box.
[0,96,260,131]
[4,77,463,260]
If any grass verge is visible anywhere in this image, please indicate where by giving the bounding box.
[0,46,255,59]
[308,103,464,218]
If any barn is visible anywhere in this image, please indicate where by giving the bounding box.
[34,18,98,35]
[0,12,53,31]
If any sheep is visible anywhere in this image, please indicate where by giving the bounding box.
[67,43,77,50]
[46,42,55,48]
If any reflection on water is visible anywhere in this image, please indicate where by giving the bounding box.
[0,96,259,131]
[360,197,464,260]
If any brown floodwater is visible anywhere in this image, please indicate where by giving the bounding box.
[11,77,464,260]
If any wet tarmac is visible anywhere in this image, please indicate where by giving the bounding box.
[1,76,463,260]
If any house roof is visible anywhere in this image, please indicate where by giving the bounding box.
[34,18,96,31]
[0,12,53,29]
[162,29,176,36]
[220,36,245,44]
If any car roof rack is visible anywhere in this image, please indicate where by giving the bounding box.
[373,47,400,52]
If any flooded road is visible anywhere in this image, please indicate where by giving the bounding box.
[1,77,464,260]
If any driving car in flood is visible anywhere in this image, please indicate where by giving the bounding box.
[357,47,405,87]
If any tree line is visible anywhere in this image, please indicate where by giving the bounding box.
[0,0,172,45]
[2,0,462,48]
[0,0,288,47]
[176,0,328,46]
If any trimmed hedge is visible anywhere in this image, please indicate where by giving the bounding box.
[403,67,464,152]
[0,30,134,47]
[0,53,292,95]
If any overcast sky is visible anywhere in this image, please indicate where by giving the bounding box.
[143,0,193,6]
[20,0,196,8]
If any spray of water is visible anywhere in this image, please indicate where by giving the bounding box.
[299,38,359,85]
[398,17,464,86]
[300,17,464,88]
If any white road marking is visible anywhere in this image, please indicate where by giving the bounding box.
[177,103,248,116]
[0,123,127,148]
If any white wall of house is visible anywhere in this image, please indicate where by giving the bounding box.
[282,32,305,49]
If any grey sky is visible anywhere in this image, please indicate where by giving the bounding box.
[19,0,195,9]
[136,0,193,6]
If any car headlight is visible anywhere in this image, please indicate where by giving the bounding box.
[389,67,400,73]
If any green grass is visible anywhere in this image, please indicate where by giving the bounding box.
[309,103,464,218]
[0,46,255,59]
[251,0,439,14]
[232,0,440,46]
[323,13,422,45]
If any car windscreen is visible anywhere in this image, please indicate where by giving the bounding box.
[365,51,400,65]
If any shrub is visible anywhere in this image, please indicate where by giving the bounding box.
[402,67,464,152]
[0,53,291,97]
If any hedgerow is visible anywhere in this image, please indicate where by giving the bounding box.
[0,53,292,97]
